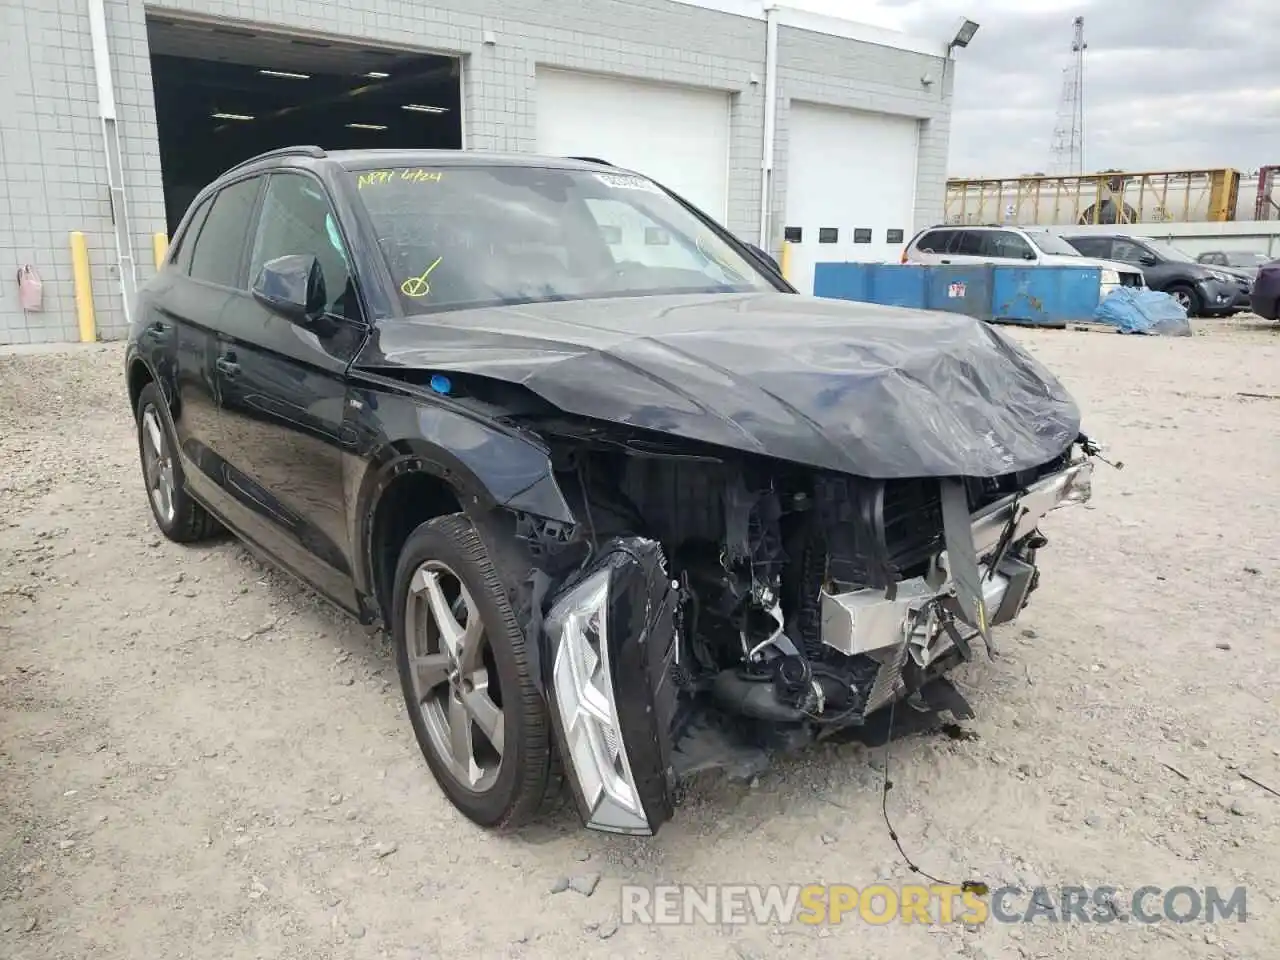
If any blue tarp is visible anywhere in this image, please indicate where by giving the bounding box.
[1092,288,1192,336]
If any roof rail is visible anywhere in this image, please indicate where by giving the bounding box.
[225,145,327,176]
[568,155,613,166]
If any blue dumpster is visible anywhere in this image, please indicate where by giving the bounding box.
[922,266,992,317]
[992,267,1100,326]
[811,263,1104,327]
[813,263,926,308]
[865,264,927,309]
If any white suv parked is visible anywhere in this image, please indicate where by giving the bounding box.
[903,225,1146,298]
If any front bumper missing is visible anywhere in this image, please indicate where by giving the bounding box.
[544,460,1093,834]
[820,459,1093,710]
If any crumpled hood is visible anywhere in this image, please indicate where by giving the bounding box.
[355,292,1081,479]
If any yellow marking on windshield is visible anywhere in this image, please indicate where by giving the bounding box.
[400,256,444,298]
[400,168,443,184]
[358,169,443,189]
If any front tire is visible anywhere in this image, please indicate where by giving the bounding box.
[392,513,561,829]
[1166,283,1200,317]
[134,383,220,542]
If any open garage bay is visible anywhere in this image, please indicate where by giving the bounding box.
[1,320,1278,959]
[148,16,462,232]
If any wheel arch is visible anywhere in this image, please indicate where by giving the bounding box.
[354,435,575,626]
[127,355,157,417]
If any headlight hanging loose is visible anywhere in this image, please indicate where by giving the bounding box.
[546,568,649,834]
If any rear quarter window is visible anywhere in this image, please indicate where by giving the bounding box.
[168,196,212,275]
[915,230,951,253]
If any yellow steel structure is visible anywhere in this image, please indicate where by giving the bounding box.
[944,168,1241,226]
[69,231,96,343]
[153,232,169,270]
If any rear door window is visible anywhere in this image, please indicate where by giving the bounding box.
[952,231,985,256]
[1064,236,1108,258]
[188,177,262,289]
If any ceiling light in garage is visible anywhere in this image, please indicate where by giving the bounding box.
[346,122,387,131]
[211,112,254,121]
[364,71,390,79]
[401,104,449,114]
[258,69,310,80]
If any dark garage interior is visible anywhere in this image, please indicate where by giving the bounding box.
[147,17,463,233]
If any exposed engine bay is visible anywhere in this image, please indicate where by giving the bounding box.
[505,414,1096,832]
[548,426,1085,714]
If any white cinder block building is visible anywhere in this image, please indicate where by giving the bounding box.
[0,0,957,344]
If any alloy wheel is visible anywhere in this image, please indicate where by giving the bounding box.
[141,406,176,526]
[404,561,505,792]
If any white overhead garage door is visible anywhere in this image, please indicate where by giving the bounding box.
[784,102,920,294]
[536,68,730,221]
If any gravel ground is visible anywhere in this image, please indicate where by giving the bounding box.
[2,317,1279,960]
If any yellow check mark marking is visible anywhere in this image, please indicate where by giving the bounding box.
[400,256,443,298]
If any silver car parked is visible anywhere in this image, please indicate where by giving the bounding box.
[903,225,1146,300]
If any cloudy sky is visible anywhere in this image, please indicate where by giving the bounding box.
[788,0,1276,177]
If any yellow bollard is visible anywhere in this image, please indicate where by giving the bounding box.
[69,231,96,343]
[779,240,792,282]
[153,232,169,270]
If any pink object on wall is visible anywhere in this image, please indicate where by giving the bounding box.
[17,265,44,311]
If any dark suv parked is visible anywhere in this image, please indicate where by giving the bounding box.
[1061,234,1237,317]
[124,146,1098,835]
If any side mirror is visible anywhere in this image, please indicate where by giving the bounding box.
[1022,250,1036,260]
[252,254,327,324]
[1138,254,1158,266]
[747,242,782,275]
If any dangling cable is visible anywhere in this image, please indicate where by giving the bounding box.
[878,682,989,896]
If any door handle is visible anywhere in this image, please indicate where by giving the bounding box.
[215,356,240,377]
[940,259,952,264]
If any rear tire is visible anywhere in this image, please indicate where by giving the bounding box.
[1166,283,1200,317]
[134,383,221,543]
[392,513,562,829]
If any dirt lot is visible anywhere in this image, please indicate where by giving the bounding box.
[2,318,1278,960]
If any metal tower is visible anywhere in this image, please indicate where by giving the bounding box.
[1048,16,1086,175]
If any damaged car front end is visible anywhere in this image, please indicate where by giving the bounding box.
[527,428,1094,835]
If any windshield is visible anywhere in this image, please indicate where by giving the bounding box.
[349,165,777,312]
[1145,240,1196,263]
[1027,232,1082,256]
